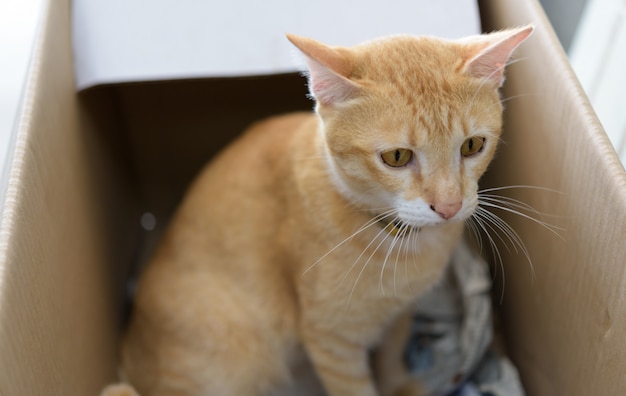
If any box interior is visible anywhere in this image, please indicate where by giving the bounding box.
[105,75,312,262]
[1,0,625,395]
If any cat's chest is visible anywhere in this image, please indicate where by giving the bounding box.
[337,253,448,323]
[319,230,454,297]
[304,238,451,328]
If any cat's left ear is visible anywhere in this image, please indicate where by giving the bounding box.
[287,34,360,106]
[466,25,534,87]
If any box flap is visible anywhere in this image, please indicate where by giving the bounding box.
[72,0,480,90]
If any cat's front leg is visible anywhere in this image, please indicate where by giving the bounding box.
[301,326,379,396]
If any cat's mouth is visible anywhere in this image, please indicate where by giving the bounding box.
[378,218,419,237]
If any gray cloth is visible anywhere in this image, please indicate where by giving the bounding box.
[404,242,525,396]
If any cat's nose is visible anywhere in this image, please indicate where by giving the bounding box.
[430,201,462,220]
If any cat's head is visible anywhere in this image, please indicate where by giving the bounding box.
[288,26,533,229]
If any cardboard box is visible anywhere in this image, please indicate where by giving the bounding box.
[1,0,624,395]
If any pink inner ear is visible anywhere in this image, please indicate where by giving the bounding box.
[467,26,534,87]
[305,57,358,105]
[287,34,358,105]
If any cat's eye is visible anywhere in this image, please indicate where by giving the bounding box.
[460,137,485,157]
[381,149,413,167]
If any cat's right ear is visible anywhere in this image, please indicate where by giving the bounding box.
[286,34,360,106]
[465,25,534,88]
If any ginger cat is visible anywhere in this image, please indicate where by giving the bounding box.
[102,26,533,396]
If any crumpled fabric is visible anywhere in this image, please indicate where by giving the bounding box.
[403,242,525,396]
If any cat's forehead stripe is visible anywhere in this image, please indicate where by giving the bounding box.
[411,102,468,140]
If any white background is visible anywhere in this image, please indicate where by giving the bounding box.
[0,0,43,181]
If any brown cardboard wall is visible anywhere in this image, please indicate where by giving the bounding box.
[479,0,626,394]
[0,0,140,394]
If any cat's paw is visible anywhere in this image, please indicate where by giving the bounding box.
[100,383,140,396]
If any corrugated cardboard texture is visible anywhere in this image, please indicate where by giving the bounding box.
[479,0,626,394]
[0,0,141,394]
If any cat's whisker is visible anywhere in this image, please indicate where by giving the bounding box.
[478,195,566,234]
[478,186,565,220]
[470,211,501,266]
[351,206,398,214]
[470,212,506,302]
[465,215,483,255]
[402,225,414,296]
[465,216,484,255]
[499,92,542,106]
[479,193,548,219]
[468,185,565,302]
[403,223,420,294]
[474,207,515,255]
[408,226,422,295]
[303,209,396,275]
[392,223,411,297]
[503,56,529,68]
[380,221,405,296]
[478,200,564,239]
[380,220,413,297]
[477,206,537,281]
[336,211,399,290]
[476,207,526,257]
[473,207,536,301]
[345,220,397,310]
[479,184,563,195]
